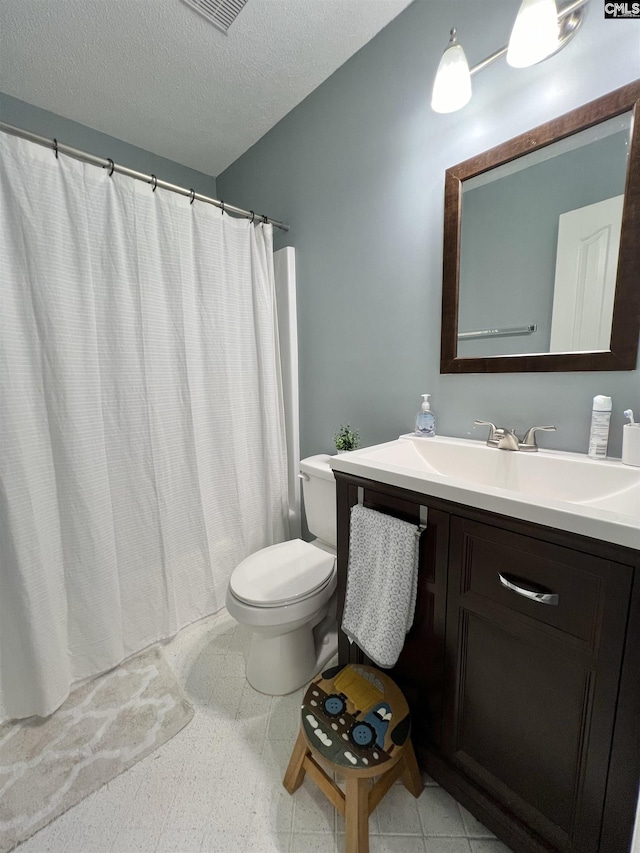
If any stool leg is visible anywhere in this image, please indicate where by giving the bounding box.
[283,730,309,794]
[345,776,370,853]
[400,741,424,799]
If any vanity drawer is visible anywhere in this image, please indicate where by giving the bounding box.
[450,517,629,646]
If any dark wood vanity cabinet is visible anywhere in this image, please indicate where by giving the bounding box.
[334,472,640,853]
[444,517,633,853]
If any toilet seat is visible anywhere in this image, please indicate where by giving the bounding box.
[229,539,335,608]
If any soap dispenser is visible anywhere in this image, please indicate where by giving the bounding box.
[415,394,436,437]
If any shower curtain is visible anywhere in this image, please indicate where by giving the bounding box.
[0,132,289,723]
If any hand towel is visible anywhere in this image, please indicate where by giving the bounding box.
[341,504,421,668]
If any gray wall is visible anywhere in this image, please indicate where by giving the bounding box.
[458,131,629,357]
[217,1,640,459]
[0,92,217,196]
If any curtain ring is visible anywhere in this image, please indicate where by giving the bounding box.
[189,189,195,205]
[53,138,59,160]
[151,174,157,192]
[262,214,268,225]
[220,201,225,215]
[107,158,115,177]
[249,210,255,224]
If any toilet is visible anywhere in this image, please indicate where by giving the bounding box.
[225,454,338,695]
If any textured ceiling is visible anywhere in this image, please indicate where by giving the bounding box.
[0,0,413,176]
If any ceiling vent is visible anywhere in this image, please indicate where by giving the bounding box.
[181,0,249,33]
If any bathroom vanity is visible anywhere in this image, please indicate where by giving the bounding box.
[331,436,640,853]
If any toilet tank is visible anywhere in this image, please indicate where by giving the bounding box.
[299,454,336,549]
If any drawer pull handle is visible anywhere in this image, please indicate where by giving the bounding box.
[498,573,559,606]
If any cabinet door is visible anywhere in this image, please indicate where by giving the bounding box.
[335,475,448,753]
[444,517,632,853]
[389,504,449,753]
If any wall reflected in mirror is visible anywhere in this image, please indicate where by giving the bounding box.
[457,112,631,359]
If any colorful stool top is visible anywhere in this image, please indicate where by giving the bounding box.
[301,664,411,772]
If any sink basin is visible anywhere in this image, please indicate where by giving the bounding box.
[330,434,640,550]
[359,435,639,507]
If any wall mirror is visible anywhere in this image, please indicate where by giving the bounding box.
[440,81,640,374]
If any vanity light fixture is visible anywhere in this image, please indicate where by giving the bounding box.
[431,0,589,114]
[507,0,560,67]
[431,29,472,114]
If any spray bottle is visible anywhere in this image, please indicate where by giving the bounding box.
[587,395,612,459]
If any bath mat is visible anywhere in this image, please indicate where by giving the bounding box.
[0,646,194,852]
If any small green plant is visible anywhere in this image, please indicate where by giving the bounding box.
[334,424,360,452]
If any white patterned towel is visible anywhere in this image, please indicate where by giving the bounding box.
[341,504,421,668]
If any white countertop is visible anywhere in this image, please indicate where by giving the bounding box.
[330,434,640,552]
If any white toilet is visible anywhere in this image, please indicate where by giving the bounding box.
[225,454,338,695]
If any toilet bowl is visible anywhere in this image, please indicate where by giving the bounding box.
[225,454,338,695]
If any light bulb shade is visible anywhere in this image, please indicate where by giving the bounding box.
[431,43,472,114]
[507,0,560,68]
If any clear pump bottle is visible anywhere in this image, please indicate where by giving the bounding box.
[415,394,436,437]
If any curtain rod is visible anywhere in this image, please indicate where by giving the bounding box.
[0,122,290,233]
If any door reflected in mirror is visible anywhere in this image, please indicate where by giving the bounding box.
[458,114,630,358]
[440,81,640,374]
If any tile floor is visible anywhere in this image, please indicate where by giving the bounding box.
[20,610,513,853]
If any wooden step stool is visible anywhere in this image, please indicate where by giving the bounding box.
[283,663,423,853]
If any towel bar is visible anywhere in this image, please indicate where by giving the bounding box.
[355,491,428,534]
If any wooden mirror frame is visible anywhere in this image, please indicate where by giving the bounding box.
[440,80,640,374]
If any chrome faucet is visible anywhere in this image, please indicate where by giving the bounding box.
[474,420,556,452]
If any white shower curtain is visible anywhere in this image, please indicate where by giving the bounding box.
[0,132,289,723]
